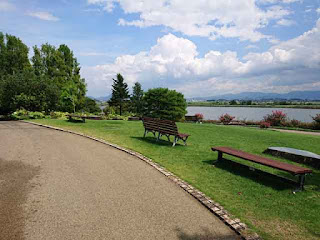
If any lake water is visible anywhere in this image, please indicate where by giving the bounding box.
[187,107,320,123]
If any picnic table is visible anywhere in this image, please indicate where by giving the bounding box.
[212,146,312,192]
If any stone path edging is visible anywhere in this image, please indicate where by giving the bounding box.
[22,120,261,240]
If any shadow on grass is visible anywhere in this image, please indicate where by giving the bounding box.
[131,136,185,148]
[175,227,240,240]
[203,158,297,191]
[66,119,86,123]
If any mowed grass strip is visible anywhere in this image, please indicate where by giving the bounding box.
[30,119,320,240]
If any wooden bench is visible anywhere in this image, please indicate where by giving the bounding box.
[142,117,190,147]
[67,114,102,123]
[211,146,312,191]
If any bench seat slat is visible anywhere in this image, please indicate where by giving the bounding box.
[212,146,312,175]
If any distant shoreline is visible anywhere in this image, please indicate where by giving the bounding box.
[187,104,320,109]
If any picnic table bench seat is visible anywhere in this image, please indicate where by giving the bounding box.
[211,146,312,191]
[142,117,190,147]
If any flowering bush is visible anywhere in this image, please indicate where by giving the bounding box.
[195,113,204,120]
[290,119,301,127]
[219,113,235,125]
[312,114,320,124]
[312,114,320,129]
[263,110,287,126]
[260,121,271,129]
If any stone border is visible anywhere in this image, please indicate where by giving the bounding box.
[22,120,261,240]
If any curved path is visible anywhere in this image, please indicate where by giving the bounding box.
[0,121,238,240]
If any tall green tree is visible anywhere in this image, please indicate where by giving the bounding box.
[143,88,187,121]
[109,73,129,116]
[31,43,87,112]
[130,82,144,116]
[0,32,30,76]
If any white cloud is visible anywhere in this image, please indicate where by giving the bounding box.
[317,8,320,14]
[82,19,320,97]
[277,18,295,26]
[88,0,292,42]
[0,0,15,11]
[27,11,60,21]
[258,0,300,3]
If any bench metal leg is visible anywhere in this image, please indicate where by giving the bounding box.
[157,132,161,141]
[172,136,177,147]
[218,151,223,161]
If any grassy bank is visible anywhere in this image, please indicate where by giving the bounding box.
[30,119,320,240]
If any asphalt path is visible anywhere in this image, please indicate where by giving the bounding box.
[0,121,238,240]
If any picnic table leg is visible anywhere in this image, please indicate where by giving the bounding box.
[298,175,305,191]
[143,129,147,137]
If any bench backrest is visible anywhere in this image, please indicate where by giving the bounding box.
[142,117,179,136]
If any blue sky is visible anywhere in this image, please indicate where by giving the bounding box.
[1,0,320,97]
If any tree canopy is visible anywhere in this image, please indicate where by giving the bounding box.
[108,73,129,116]
[130,82,144,116]
[0,32,88,115]
[143,88,187,121]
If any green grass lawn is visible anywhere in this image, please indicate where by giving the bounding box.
[30,119,320,240]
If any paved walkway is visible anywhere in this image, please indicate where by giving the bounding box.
[272,128,320,136]
[0,121,238,240]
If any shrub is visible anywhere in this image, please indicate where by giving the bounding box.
[263,110,287,126]
[260,121,271,129]
[29,111,45,119]
[219,113,235,125]
[50,111,68,120]
[11,109,46,120]
[312,114,320,130]
[290,119,301,127]
[195,113,204,121]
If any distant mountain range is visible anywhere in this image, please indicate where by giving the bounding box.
[88,95,111,102]
[188,91,320,101]
[89,91,320,102]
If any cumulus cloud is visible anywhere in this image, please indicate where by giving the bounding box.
[277,18,295,26]
[88,0,293,42]
[27,11,60,21]
[82,19,320,97]
[0,0,15,11]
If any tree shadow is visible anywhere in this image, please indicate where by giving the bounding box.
[175,227,241,240]
[131,136,185,147]
[203,158,297,191]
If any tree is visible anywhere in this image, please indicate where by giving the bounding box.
[0,70,59,115]
[108,74,129,116]
[0,32,31,76]
[78,97,101,114]
[143,88,187,121]
[130,82,144,116]
[31,43,87,112]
